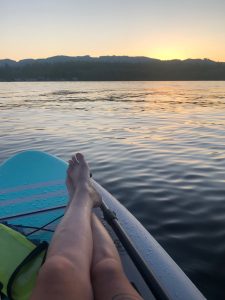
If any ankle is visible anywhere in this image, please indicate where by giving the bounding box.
[76,181,90,193]
[69,185,93,208]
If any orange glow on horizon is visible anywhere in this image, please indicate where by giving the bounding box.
[1,52,225,63]
[146,48,188,61]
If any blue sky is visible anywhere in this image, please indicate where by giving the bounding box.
[1,0,225,61]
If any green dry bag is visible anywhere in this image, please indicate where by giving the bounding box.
[0,224,48,300]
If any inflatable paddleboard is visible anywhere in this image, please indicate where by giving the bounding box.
[0,151,205,300]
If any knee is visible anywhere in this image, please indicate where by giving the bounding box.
[92,258,124,282]
[33,256,93,299]
[38,256,76,283]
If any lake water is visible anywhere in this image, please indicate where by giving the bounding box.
[1,81,225,299]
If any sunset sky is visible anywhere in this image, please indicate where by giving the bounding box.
[1,0,225,61]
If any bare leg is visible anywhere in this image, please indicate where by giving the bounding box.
[30,153,100,300]
[91,214,143,300]
[66,155,143,300]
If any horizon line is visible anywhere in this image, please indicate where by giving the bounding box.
[1,55,225,64]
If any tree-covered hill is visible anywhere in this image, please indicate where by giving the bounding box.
[0,56,225,81]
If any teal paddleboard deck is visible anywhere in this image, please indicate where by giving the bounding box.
[0,151,205,300]
[0,151,67,241]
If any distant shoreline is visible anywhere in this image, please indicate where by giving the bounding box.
[1,55,225,81]
[1,55,225,64]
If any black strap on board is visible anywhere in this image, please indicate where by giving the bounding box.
[100,200,170,300]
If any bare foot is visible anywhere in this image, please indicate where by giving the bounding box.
[66,153,101,207]
[66,162,74,201]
